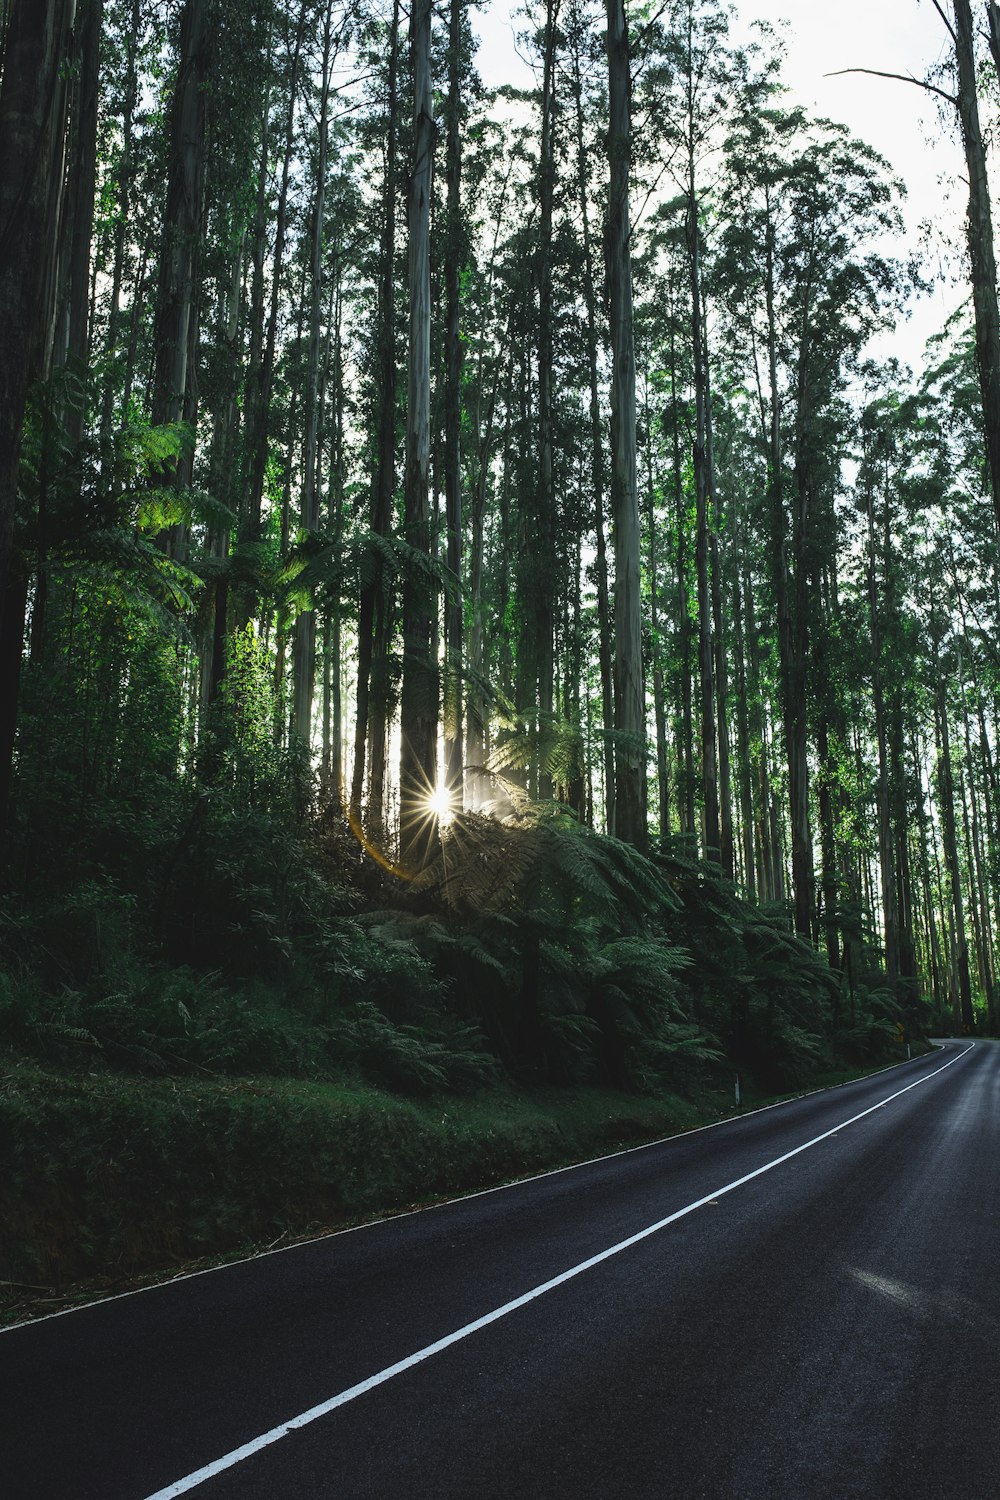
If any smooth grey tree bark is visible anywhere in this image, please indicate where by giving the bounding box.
[442,0,465,809]
[952,0,1000,540]
[605,0,647,850]
[292,0,337,749]
[569,15,616,834]
[398,0,438,868]
[352,0,400,832]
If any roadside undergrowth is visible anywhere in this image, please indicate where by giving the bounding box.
[0,1050,927,1328]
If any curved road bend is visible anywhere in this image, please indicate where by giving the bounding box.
[2,1040,997,1499]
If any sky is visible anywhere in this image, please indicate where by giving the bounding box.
[472,0,970,371]
[734,0,960,361]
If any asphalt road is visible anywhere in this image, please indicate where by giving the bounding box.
[3,1040,998,1499]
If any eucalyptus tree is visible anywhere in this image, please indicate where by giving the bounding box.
[440,0,473,808]
[90,0,176,434]
[851,382,925,1012]
[21,0,104,666]
[495,0,567,806]
[196,1,279,704]
[636,0,744,863]
[53,0,103,426]
[398,0,437,867]
[460,103,526,809]
[927,579,976,1032]
[240,0,311,593]
[833,2,1000,547]
[150,0,213,554]
[638,356,672,842]
[565,0,615,830]
[910,327,1000,1027]
[637,221,698,842]
[605,0,646,850]
[0,0,79,836]
[350,0,402,831]
[716,106,905,943]
[532,0,560,801]
[97,0,144,440]
[945,0,1000,541]
[291,0,343,747]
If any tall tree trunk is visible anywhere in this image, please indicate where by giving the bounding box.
[644,378,671,841]
[709,539,734,868]
[0,0,77,840]
[151,0,211,560]
[61,0,102,436]
[605,0,647,850]
[688,174,719,862]
[566,497,587,820]
[203,234,244,710]
[913,734,945,1011]
[763,208,812,935]
[670,295,695,839]
[534,0,560,800]
[967,750,996,1029]
[292,0,335,750]
[442,0,464,808]
[953,0,1000,539]
[933,634,975,1031]
[864,467,900,988]
[33,0,100,655]
[241,0,308,578]
[813,566,842,971]
[786,237,819,942]
[327,271,346,810]
[731,554,756,902]
[466,235,511,804]
[958,759,991,1024]
[883,504,919,1018]
[100,0,141,440]
[398,0,438,868]
[701,296,732,873]
[570,28,615,834]
[352,0,400,830]
[466,312,507,810]
[958,651,996,1028]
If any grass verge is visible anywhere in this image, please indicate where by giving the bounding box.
[0,1047,928,1328]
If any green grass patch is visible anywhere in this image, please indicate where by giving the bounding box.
[0,1047,928,1328]
[0,1065,702,1320]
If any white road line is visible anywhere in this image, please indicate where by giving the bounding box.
[142,1041,975,1500]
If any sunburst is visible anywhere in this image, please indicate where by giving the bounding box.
[424,785,456,826]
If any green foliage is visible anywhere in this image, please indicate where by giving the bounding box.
[5,679,905,1104]
[481,700,588,796]
[281,526,459,620]
[650,848,900,1090]
[198,625,289,807]
[331,1002,499,1095]
[0,1065,709,1295]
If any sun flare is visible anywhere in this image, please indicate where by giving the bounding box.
[425,786,455,825]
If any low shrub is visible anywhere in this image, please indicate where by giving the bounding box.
[0,1066,702,1291]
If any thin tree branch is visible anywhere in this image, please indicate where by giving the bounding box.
[986,2,1000,78]
[824,66,958,107]
[931,0,958,45]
